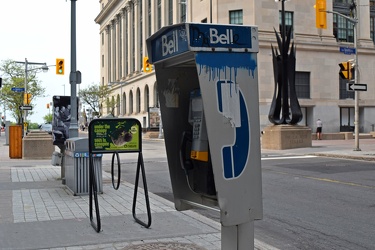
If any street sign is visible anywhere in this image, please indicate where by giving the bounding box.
[347,83,367,91]
[339,47,356,55]
[11,87,25,92]
[19,105,32,110]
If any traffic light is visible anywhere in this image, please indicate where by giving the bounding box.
[24,93,32,105]
[143,56,152,73]
[47,103,50,109]
[315,0,327,29]
[56,58,65,75]
[339,61,353,80]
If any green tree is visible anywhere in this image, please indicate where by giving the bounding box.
[28,122,40,129]
[43,113,53,124]
[0,60,46,124]
[79,83,114,117]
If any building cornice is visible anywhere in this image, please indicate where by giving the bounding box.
[95,0,130,25]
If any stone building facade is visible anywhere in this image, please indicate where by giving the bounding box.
[95,0,375,133]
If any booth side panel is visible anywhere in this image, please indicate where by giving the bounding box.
[195,52,263,226]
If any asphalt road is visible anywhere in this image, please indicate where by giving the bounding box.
[101,139,375,250]
[258,155,375,249]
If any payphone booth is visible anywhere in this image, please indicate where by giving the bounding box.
[147,23,263,249]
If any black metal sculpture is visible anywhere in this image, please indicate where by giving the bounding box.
[268,2,302,125]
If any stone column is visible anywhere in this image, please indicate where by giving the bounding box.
[126,2,133,75]
[115,15,120,80]
[121,8,126,79]
[106,25,111,83]
[134,0,140,72]
[111,20,116,82]
[358,0,374,47]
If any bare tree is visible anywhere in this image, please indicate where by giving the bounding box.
[79,83,115,117]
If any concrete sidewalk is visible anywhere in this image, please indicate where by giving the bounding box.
[0,133,278,250]
[0,132,374,250]
[261,136,375,161]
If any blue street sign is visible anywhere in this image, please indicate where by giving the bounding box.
[11,87,25,92]
[339,47,356,55]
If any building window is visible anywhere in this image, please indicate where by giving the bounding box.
[295,72,310,99]
[136,88,141,113]
[106,97,110,114]
[101,32,104,45]
[181,2,186,22]
[279,11,293,37]
[334,0,351,3]
[154,84,159,107]
[102,55,104,68]
[129,90,133,114]
[148,0,152,37]
[168,0,173,25]
[229,10,243,25]
[116,95,120,116]
[123,94,127,115]
[371,16,375,43]
[144,85,149,111]
[111,96,115,114]
[339,78,354,99]
[333,14,354,42]
[157,0,161,30]
[340,107,354,132]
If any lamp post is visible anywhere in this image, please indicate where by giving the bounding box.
[15,58,48,137]
[69,0,81,139]
[109,81,127,116]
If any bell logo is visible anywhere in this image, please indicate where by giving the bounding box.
[162,30,179,56]
[210,28,234,45]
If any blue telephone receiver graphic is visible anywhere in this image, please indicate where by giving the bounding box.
[216,80,250,179]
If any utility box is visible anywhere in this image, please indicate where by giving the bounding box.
[147,23,262,249]
[65,137,103,195]
[9,125,23,159]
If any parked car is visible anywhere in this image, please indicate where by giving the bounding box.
[39,123,52,134]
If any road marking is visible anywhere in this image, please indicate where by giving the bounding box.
[262,155,318,160]
[304,176,375,189]
[265,170,375,189]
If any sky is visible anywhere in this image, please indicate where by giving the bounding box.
[0,0,100,124]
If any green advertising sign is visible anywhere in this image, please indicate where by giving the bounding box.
[89,118,141,153]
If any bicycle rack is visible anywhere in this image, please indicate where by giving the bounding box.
[88,118,152,233]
